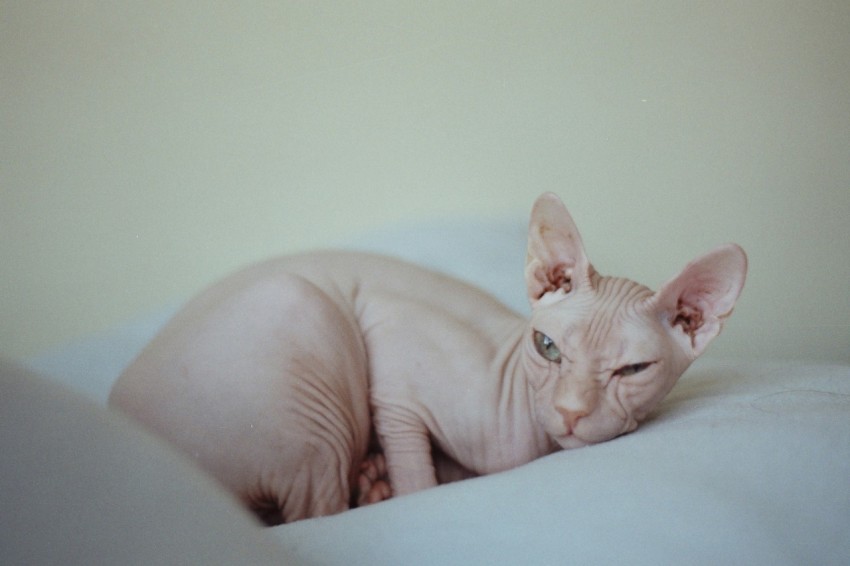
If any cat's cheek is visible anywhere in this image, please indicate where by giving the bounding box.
[523,346,559,390]
[534,396,566,441]
[610,384,640,433]
[534,400,573,445]
[573,398,635,444]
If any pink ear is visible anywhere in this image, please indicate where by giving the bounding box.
[525,193,592,305]
[653,244,748,357]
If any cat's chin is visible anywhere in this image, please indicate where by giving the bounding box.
[554,435,589,450]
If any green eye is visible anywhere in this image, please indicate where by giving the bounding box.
[533,330,562,363]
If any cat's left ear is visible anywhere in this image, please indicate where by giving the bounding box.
[651,244,748,358]
[525,192,593,306]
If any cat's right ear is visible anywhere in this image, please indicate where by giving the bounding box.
[525,193,592,306]
[650,244,748,358]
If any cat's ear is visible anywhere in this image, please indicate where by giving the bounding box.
[651,244,748,358]
[525,193,592,306]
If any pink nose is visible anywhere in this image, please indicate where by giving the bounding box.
[557,406,589,433]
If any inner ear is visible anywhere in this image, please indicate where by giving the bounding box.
[525,193,591,305]
[653,244,748,356]
[672,298,704,337]
[543,264,572,295]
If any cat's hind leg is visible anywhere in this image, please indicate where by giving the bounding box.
[354,451,392,506]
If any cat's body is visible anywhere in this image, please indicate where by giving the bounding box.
[109,193,747,524]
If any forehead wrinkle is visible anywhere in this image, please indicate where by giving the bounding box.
[586,277,652,354]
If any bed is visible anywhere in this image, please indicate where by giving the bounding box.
[10,219,850,565]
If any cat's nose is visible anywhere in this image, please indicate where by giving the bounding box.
[556,406,589,433]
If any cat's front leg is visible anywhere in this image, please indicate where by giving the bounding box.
[354,444,477,505]
[372,408,438,496]
[433,447,478,484]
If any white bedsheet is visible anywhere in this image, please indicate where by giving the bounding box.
[22,219,850,565]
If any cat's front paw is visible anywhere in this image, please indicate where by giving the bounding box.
[355,452,392,507]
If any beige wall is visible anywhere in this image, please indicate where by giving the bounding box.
[2,2,848,362]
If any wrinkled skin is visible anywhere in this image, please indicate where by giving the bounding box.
[109,193,747,524]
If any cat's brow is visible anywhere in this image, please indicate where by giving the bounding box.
[586,277,652,352]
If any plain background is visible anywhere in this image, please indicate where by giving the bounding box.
[2,1,848,363]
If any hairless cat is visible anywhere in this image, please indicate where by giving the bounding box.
[109,193,747,524]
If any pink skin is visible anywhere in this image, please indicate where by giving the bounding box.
[109,193,747,524]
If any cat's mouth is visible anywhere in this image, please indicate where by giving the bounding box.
[553,419,631,448]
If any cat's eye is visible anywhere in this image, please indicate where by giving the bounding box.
[533,330,562,364]
[613,362,654,378]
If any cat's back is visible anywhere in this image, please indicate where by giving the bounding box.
[246,250,521,324]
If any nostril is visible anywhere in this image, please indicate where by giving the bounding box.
[556,406,589,432]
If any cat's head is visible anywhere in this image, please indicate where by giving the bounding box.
[523,193,747,449]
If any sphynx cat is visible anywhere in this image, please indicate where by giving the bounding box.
[109,193,747,524]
